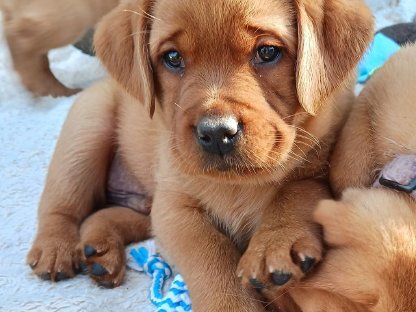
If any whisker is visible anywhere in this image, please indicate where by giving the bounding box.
[288,151,311,164]
[293,126,320,144]
[294,137,316,151]
[282,111,311,121]
[126,30,151,39]
[264,287,293,309]
[123,9,161,21]
[381,136,411,151]
[174,102,185,111]
[293,142,307,157]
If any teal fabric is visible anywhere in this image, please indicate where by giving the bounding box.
[358,33,401,83]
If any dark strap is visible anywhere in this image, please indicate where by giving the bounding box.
[374,154,416,199]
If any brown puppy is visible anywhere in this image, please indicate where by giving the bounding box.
[291,189,416,312]
[1,0,118,97]
[290,45,416,312]
[26,0,372,310]
[331,45,416,194]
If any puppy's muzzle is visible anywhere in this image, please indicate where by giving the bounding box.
[196,116,241,156]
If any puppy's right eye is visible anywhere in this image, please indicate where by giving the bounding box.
[254,45,282,66]
[163,50,185,71]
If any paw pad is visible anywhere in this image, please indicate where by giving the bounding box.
[300,256,316,273]
[40,272,51,281]
[84,245,97,258]
[55,272,69,281]
[90,263,108,276]
[249,278,265,289]
[271,271,292,286]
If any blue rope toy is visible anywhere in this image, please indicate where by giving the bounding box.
[130,247,192,312]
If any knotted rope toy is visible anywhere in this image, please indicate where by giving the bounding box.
[130,247,192,312]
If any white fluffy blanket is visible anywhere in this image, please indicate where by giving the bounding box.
[0,1,415,311]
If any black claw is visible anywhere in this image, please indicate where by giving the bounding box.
[90,263,108,276]
[40,272,51,281]
[272,271,292,286]
[84,245,97,258]
[300,256,316,273]
[98,281,115,289]
[77,262,88,275]
[55,272,69,281]
[29,262,37,270]
[249,278,265,289]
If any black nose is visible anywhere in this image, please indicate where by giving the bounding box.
[196,116,240,155]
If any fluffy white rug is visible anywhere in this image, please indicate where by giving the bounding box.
[0,1,415,311]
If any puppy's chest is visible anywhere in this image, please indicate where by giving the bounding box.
[190,183,275,245]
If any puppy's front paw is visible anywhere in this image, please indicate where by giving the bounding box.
[27,232,81,281]
[79,233,126,288]
[237,226,322,291]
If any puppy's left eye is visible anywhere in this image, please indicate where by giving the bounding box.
[163,50,185,71]
[254,45,282,65]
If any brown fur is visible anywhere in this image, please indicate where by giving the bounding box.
[1,0,119,97]
[290,45,416,312]
[27,0,372,310]
[331,45,416,194]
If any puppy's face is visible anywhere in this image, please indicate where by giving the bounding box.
[95,0,373,182]
[150,0,298,179]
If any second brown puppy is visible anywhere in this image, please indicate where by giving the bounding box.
[290,44,416,312]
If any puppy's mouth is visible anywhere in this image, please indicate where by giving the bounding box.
[182,119,293,179]
[171,111,296,181]
[198,141,286,178]
[201,153,262,174]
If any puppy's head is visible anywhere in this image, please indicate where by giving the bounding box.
[95,0,372,182]
[299,189,416,312]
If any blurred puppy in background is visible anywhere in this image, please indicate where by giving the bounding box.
[1,0,118,97]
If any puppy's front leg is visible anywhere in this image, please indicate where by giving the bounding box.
[152,188,265,312]
[238,179,330,298]
[27,82,117,281]
[79,206,151,288]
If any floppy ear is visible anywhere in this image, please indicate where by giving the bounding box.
[295,0,373,115]
[94,0,155,117]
